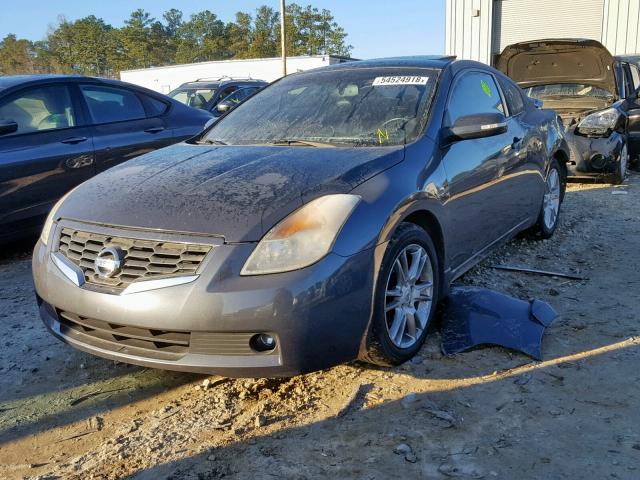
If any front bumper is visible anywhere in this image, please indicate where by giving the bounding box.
[33,226,377,377]
[564,128,625,179]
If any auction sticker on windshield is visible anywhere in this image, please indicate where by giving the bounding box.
[372,76,429,86]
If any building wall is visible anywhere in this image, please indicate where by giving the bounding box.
[445,0,494,64]
[493,0,605,54]
[446,0,640,65]
[120,56,341,93]
[602,0,640,55]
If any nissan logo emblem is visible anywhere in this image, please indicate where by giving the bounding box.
[94,246,124,279]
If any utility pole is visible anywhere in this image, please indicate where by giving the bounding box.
[280,0,287,76]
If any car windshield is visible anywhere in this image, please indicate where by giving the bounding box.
[204,68,440,147]
[169,88,217,109]
[525,84,615,100]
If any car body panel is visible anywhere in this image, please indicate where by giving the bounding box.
[495,38,618,94]
[33,57,568,376]
[55,143,405,242]
[0,75,212,242]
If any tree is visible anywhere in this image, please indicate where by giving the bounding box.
[0,4,352,77]
[226,12,253,59]
[175,10,227,63]
[0,34,37,75]
[249,6,279,58]
[116,9,157,69]
[43,16,116,75]
[281,4,352,57]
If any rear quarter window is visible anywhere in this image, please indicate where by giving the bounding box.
[142,94,169,116]
[498,77,525,116]
[80,85,147,124]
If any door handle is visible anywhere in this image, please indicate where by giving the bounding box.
[61,136,88,144]
[144,126,165,134]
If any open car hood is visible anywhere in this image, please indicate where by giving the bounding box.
[495,39,618,94]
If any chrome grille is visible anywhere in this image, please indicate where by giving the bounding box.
[57,227,211,292]
[57,311,189,360]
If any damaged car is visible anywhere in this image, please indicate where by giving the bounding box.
[497,39,634,183]
[33,56,569,377]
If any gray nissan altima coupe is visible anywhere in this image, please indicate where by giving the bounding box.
[33,56,569,377]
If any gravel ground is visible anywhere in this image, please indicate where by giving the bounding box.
[1,174,639,479]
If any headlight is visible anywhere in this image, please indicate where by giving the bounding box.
[39,187,77,246]
[577,107,621,136]
[241,194,360,275]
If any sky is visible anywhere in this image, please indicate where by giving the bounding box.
[0,0,445,59]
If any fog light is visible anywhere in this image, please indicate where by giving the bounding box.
[250,333,276,352]
[590,153,607,170]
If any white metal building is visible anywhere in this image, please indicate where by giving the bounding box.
[120,55,353,93]
[446,0,640,65]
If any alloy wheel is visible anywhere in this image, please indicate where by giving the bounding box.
[384,244,434,349]
[543,168,561,230]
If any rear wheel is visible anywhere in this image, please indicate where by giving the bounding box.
[361,223,440,366]
[531,159,563,239]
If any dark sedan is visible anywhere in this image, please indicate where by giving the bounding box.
[33,57,569,377]
[0,75,213,242]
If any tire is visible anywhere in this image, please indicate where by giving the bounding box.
[361,223,440,367]
[612,142,628,185]
[531,158,564,239]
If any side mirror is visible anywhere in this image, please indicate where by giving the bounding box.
[441,113,508,144]
[216,102,231,114]
[532,98,544,109]
[0,120,18,136]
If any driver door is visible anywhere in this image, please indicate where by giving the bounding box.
[440,70,518,273]
[0,83,95,231]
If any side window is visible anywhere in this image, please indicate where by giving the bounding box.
[141,94,169,116]
[227,88,251,104]
[447,72,505,124]
[0,85,76,135]
[80,85,146,124]
[241,87,260,99]
[630,65,640,92]
[623,64,635,98]
[497,77,525,116]
[217,86,238,102]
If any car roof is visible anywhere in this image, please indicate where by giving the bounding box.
[178,79,267,89]
[0,74,165,95]
[616,54,640,62]
[315,55,458,72]
[0,74,85,89]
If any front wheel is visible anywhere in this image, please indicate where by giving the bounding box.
[361,223,440,367]
[612,142,628,185]
[531,159,564,239]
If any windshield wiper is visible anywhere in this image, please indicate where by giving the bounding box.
[267,139,336,148]
[199,138,228,145]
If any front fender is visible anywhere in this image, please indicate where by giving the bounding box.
[332,139,446,257]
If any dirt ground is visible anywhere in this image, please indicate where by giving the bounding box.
[1,174,639,480]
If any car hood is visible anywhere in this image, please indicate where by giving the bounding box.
[495,39,618,94]
[57,143,404,242]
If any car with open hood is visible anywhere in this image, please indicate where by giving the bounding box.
[32,56,569,377]
[497,38,640,183]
